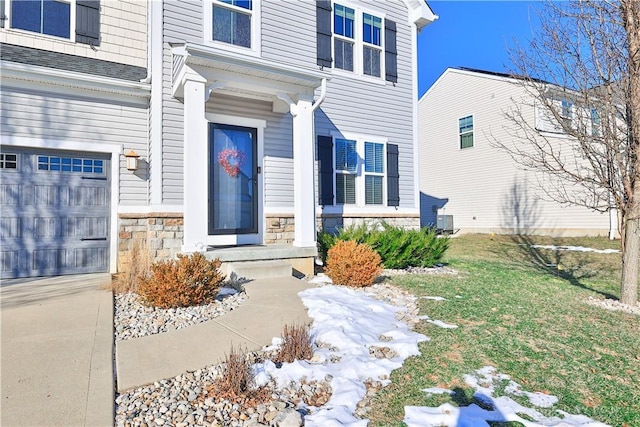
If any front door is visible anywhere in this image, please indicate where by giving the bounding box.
[209,124,258,240]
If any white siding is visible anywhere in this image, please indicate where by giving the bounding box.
[418,69,610,236]
[0,86,149,205]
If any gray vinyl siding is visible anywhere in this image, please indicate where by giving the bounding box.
[418,69,610,235]
[159,0,416,209]
[0,86,148,205]
[161,0,202,204]
[261,1,316,68]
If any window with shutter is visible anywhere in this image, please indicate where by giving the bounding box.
[317,135,334,205]
[316,1,333,67]
[11,0,72,39]
[384,19,397,83]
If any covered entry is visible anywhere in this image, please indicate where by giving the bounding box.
[0,147,111,279]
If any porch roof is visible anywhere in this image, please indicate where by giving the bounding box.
[171,42,330,103]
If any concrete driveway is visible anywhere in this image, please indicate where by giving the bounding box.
[1,274,114,427]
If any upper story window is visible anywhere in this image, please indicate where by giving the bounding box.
[11,0,71,39]
[561,100,573,129]
[3,1,101,46]
[206,0,259,54]
[333,4,354,71]
[362,13,382,77]
[459,115,474,149]
[316,1,397,83]
[591,108,601,137]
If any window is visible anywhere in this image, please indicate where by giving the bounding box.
[362,13,382,77]
[332,3,384,78]
[11,0,71,39]
[333,137,386,205]
[591,108,601,137]
[335,138,357,204]
[459,115,474,149]
[333,4,354,71]
[364,142,384,204]
[37,155,104,174]
[206,0,259,51]
[0,153,18,169]
[561,100,573,129]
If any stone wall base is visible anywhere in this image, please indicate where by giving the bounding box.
[117,213,184,272]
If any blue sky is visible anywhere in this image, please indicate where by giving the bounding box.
[417,1,542,97]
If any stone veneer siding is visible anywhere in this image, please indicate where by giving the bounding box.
[118,213,184,271]
[265,213,421,244]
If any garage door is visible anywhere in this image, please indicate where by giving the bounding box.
[0,148,111,279]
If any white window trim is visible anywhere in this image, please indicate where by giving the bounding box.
[203,0,261,58]
[331,1,385,81]
[331,132,388,207]
[5,0,76,43]
[458,114,474,150]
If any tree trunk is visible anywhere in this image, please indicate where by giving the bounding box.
[620,209,640,306]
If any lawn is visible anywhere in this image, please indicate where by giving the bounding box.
[367,234,640,426]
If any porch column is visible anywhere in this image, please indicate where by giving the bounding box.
[292,99,316,248]
[182,73,208,252]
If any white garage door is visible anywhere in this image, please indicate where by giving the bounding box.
[0,147,111,279]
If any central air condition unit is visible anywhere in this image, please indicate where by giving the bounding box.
[437,215,454,233]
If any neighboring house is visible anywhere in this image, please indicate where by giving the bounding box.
[0,0,149,279]
[0,0,437,280]
[418,67,614,237]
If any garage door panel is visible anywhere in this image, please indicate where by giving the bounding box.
[0,148,111,279]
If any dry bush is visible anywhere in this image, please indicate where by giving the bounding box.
[112,238,153,294]
[274,323,314,364]
[138,252,225,308]
[206,346,271,406]
[324,240,382,287]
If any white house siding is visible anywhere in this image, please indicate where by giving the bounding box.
[0,0,147,68]
[418,69,610,236]
[0,86,149,205]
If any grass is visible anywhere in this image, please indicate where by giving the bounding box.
[367,234,640,426]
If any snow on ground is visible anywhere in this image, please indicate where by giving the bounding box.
[421,296,448,301]
[405,366,609,427]
[254,284,428,426]
[252,282,608,426]
[530,245,620,254]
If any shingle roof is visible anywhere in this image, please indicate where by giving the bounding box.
[0,43,147,82]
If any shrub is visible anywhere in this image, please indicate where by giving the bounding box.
[138,252,225,308]
[318,222,449,269]
[369,223,450,269]
[324,240,382,287]
[112,238,153,294]
[274,323,314,364]
[206,345,271,406]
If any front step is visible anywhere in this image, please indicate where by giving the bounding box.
[226,260,292,280]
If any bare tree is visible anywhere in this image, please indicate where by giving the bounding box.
[495,0,639,305]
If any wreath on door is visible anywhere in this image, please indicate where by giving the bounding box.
[218,148,246,178]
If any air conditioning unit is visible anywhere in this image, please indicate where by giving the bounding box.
[437,215,454,233]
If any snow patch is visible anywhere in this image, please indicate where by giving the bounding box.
[530,245,619,254]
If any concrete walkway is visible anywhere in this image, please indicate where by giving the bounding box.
[116,276,312,392]
[1,273,114,427]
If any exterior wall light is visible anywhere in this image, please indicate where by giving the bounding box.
[124,149,140,171]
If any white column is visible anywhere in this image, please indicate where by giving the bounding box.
[292,99,317,248]
[182,74,209,252]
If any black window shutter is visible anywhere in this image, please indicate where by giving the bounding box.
[316,1,333,68]
[387,144,400,206]
[317,135,334,205]
[76,1,100,46]
[385,19,397,83]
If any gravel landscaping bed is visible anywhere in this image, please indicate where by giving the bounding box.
[115,275,428,426]
[586,295,640,316]
[114,287,247,341]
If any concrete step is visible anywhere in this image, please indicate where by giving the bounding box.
[226,260,292,280]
